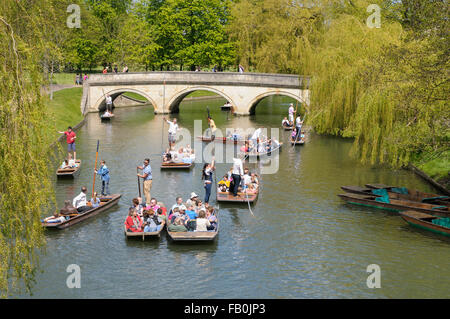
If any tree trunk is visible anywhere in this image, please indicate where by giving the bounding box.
[49,61,54,100]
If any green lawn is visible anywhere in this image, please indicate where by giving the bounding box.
[412,150,450,186]
[47,87,84,139]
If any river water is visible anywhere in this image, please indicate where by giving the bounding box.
[22,96,449,298]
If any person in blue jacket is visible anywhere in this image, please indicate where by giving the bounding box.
[95,160,110,196]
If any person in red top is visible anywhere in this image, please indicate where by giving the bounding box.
[124,208,142,232]
[58,126,77,161]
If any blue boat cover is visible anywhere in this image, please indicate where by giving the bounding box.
[391,187,409,194]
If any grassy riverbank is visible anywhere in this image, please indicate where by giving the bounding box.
[412,150,450,190]
[47,87,84,139]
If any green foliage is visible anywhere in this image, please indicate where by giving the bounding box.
[0,0,55,296]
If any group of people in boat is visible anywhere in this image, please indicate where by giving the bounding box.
[215,156,260,197]
[43,187,106,224]
[162,145,195,164]
[239,137,281,156]
[124,194,218,233]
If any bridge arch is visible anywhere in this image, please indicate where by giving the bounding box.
[247,90,308,115]
[92,88,157,112]
[166,86,236,113]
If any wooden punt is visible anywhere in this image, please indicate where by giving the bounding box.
[399,211,450,237]
[282,123,293,131]
[342,185,449,206]
[56,160,81,178]
[124,222,165,240]
[42,194,121,229]
[244,143,283,160]
[196,136,245,144]
[364,183,450,205]
[100,113,115,120]
[160,161,193,169]
[290,138,305,145]
[167,212,219,242]
[338,192,450,217]
[221,103,232,111]
[216,190,259,203]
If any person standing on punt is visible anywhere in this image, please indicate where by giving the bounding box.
[208,116,217,141]
[202,156,215,204]
[231,157,244,197]
[288,103,295,126]
[95,160,110,196]
[105,94,113,113]
[58,126,77,161]
[164,117,179,149]
[137,158,152,205]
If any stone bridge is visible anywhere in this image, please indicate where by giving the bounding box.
[81,72,311,115]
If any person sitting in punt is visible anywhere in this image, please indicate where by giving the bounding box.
[240,141,250,153]
[195,210,211,232]
[169,207,180,223]
[232,129,240,141]
[60,159,71,169]
[163,148,172,162]
[43,212,67,224]
[157,202,167,215]
[186,192,199,208]
[147,198,160,212]
[90,192,101,208]
[282,117,291,127]
[125,207,142,233]
[132,197,143,217]
[59,200,78,215]
[73,186,91,213]
[246,184,257,194]
[250,173,259,187]
[218,175,230,192]
[171,196,184,211]
[291,128,301,142]
[157,207,168,224]
[266,139,272,152]
[142,208,163,233]
[206,206,217,231]
[185,204,198,231]
[242,168,252,189]
[194,199,205,213]
[168,217,188,232]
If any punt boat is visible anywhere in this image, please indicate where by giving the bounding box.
[216,189,259,203]
[160,161,194,169]
[338,192,450,217]
[42,194,121,229]
[167,211,219,242]
[56,159,81,178]
[399,211,450,237]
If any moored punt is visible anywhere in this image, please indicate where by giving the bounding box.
[364,183,450,205]
[56,160,81,178]
[216,190,258,203]
[196,136,245,144]
[338,192,450,217]
[160,161,193,169]
[399,211,450,237]
[167,213,219,242]
[341,185,450,206]
[42,194,121,230]
[123,224,164,240]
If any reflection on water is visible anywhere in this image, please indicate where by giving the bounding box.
[19,95,450,299]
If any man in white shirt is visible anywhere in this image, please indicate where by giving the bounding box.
[231,158,243,196]
[171,196,184,212]
[295,115,303,141]
[73,186,90,212]
[251,128,262,152]
[164,117,179,148]
[288,103,295,124]
[105,95,113,113]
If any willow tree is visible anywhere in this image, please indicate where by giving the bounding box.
[0,0,55,297]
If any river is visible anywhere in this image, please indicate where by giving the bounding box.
[21,96,449,298]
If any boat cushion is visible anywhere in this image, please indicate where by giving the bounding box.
[391,187,409,195]
[371,188,389,197]
[432,218,450,228]
[375,195,390,203]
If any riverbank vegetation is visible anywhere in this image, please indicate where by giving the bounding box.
[48,88,84,139]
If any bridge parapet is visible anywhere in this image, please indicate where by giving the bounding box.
[84,72,311,115]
